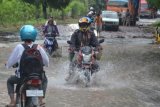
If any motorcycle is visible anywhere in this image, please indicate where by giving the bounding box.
[67,39,104,87]
[44,33,59,56]
[11,64,44,107]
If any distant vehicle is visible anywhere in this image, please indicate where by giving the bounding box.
[106,0,140,26]
[101,10,119,31]
[140,0,157,18]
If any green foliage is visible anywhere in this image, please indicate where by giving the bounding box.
[47,0,71,10]
[0,0,37,24]
[153,21,160,27]
[64,1,86,18]
[21,0,35,4]
[50,9,62,19]
[0,0,104,25]
[147,0,160,8]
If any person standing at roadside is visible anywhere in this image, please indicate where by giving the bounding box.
[95,12,103,38]
[123,9,130,26]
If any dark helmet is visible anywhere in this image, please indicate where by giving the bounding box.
[78,17,90,32]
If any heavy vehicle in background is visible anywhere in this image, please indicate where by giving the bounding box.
[106,0,140,26]
[140,0,157,18]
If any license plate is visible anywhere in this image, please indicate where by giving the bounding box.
[26,90,43,97]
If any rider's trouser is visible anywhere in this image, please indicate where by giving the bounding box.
[7,75,20,95]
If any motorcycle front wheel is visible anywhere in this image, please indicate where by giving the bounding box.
[80,69,91,87]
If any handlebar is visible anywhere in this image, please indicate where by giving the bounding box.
[69,46,99,54]
[12,63,18,68]
[45,37,55,39]
[45,33,59,37]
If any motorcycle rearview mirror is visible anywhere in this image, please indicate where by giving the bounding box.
[67,40,72,45]
[99,39,104,44]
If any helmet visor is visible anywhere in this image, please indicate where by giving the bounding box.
[79,23,88,28]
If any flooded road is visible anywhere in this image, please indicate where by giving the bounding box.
[1,18,160,107]
[44,38,160,107]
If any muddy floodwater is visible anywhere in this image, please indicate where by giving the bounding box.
[1,19,160,107]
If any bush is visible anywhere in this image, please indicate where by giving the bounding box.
[153,21,160,27]
[64,1,87,18]
[0,0,36,25]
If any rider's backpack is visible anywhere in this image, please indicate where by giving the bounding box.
[19,44,44,79]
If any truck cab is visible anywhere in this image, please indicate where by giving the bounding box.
[106,0,140,26]
[106,0,128,23]
[140,0,156,18]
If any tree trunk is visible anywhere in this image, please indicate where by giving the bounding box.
[35,0,40,19]
[61,9,64,20]
[42,0,47,19]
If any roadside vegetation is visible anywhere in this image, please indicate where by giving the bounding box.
[153,21,160,27]
[146,0,160,27]
[0,0,160,32]
[0,0,106,31]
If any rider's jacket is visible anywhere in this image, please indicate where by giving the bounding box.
[43,24,59,36]
[70,29,100,50]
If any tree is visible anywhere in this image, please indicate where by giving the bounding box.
[22,0,40,19]
[21,0,49,19]
[42,0,47,19]
[64,0,86,18]
[147,0,160,9]
[47,0,71,19]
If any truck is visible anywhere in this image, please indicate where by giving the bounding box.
[106,0,140,26]
[140,0,157,18]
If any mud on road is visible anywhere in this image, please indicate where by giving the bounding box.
[1,24,160,107]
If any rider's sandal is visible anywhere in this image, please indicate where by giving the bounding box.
[39,102,45,107]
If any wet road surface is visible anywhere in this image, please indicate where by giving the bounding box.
[1,18,160,107]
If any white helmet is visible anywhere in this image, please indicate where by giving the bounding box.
[87,11,94,15]
[90,7,94,11]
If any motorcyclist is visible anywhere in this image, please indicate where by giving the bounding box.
[65,17,102,81]
[5,25,49,107]
[86,7,96,32]
[43,18,59,49]
[43,18,59,37]
[87,7,96,23]
[87,7,96,18]
[42,16,57,31]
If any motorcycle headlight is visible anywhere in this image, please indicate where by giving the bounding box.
[45,38,53,45]
[82,54,92,62]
